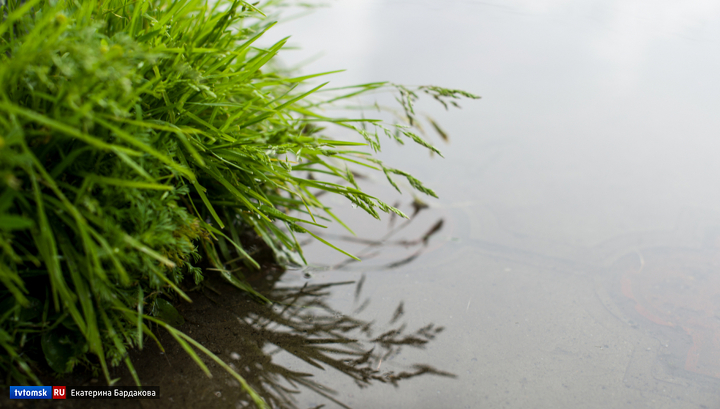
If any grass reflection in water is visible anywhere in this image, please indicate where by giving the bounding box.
[212,280,452,408]
[133,200,453,409]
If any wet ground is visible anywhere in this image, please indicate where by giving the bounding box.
[7,0,720,407]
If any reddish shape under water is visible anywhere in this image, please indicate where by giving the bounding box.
[620,249,720,378]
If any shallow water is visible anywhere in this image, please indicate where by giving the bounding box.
[262,0,720,407]
[8,1,720,408]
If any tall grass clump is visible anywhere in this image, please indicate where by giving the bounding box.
[0,0,478,403]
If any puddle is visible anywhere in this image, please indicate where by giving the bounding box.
[6,201,720,408]
[8,1,720,408]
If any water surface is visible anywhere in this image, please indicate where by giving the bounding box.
[263,1,720,407]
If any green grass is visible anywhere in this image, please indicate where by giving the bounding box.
[0,0,478,405]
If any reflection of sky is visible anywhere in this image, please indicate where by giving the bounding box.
[276,0,720,81]
[267,2,720,407]
[260,0,720,408]
[268,0,720,249]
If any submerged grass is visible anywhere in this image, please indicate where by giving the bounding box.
[0,0,478,404]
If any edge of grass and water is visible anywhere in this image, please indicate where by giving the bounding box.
[0,0,478,406]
